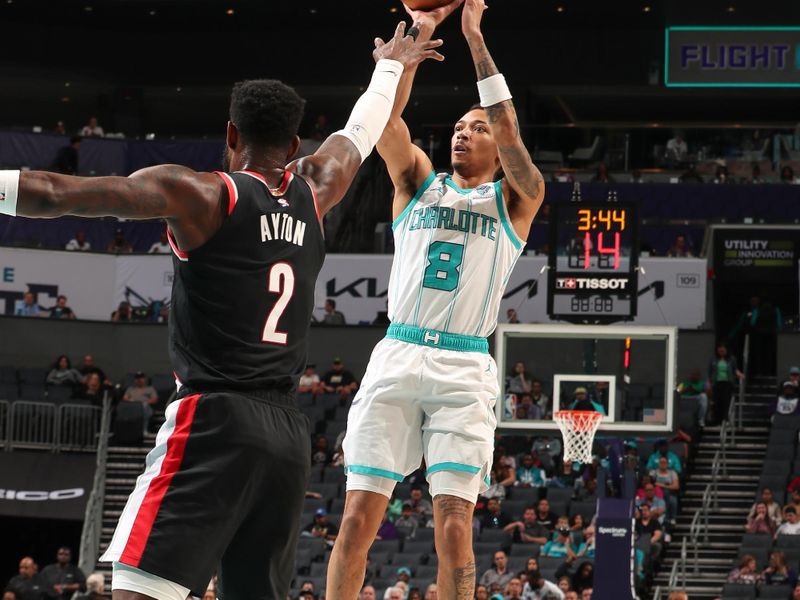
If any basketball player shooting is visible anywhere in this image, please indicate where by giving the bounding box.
[0,24,443,600]
[328,1,545,598]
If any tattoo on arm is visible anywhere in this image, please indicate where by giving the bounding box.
[468,37,544,203]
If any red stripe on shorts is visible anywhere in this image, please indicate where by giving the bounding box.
[119,393,200,566]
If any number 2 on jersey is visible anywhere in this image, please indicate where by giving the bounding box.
[423,241,464,292]
[262,262,295,345]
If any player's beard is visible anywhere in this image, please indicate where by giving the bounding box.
[221,145,232,172]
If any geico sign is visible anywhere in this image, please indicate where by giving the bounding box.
[0,488,84,501]
[556,278,630,290]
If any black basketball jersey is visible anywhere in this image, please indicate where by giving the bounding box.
[168,170,325,393]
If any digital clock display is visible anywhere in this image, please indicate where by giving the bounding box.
[548,202,639,323]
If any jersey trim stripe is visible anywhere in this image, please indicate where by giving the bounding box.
[214,172,239,216]
[118,395,200,566]
[411,194,444,326]
[426,462,481,477]
[494,180,525,251]
[165,227,188,262]
[392,171,436,231]
[346,464,404,481]
[237,170,293,197]
[474,227,501,335]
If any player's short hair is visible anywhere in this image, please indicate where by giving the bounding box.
[229,79,305,148]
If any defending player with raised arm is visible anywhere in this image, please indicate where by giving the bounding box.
[329,2,545,600]
[0,23,445,600]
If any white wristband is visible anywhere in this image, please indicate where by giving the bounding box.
[0,170,20,217]
[333,59,405,162]
[477,73,512,108]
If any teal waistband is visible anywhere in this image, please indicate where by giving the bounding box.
[386,323,489,354]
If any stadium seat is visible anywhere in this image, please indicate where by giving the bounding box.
[371,539,401,556]
[549,500,569,518]
[737,547,769,569]
[309,482,339,501]
[45,385,73,403]
[413,565,438,579]
[510,487,541,505]
[0,366,17,383]
[547,487,574,505]
[19,383,46,401]
[720,582,755,599]
[309,562,328,577]
[480,529,512,544]
[414,528,435,543]
[322,467,346,485]
[330,498,346,514]
[0,383,18,401]
[502,500,529,519]
[296,392,314,408]
[395,482,411,499]
[741,533,772,548]
[473,541,502,555]
[303,497,326,513]
[570,500,597,521]
[402,540,434,555]
[309,463,325,484]
[758,585,793,599]
[17,367,47,384]
[296,537,326,561]
[775,535,800,549]
[759,475,788,493]
[508,543,540,558]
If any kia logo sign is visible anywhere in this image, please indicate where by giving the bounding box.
[0,488,85,501]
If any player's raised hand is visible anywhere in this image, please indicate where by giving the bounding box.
[373,21,445,67]
[462,0,487,39]
[403,0,464,30]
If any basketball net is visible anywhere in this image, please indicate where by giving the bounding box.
[554,410,603,464]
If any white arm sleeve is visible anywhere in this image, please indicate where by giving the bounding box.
[332,59,404,162]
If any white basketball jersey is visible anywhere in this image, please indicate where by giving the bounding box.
[389,172,525,338]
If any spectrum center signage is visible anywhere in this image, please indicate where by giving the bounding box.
[665,27,800,87]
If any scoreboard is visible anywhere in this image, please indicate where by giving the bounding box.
[547,203,639,323]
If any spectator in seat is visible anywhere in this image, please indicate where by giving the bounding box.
[762,550,797,587]
[407,587,422,600]
[634,504,663,559]
[482,468,507,501]
[749,488,783,525]
[3,590,20,600]
[557,576,572,594]
[568,387,605,414]
[79,117,104,138]
[302,508,338,543]
[781,165,796,184]
[321,298,345,325]
[516,393,541,420]
[122,371,158,434]
[474,584,489,600]
[106,228,132,254]
[522,570,564,600]
[666,234,694,258]
[15,292,43,317]
[508,361,532,395]
[549,460,578,491]
[65,230,91,251]
[650,455,680,522]
[576,525,596,560]
[73,572,104,600]
[321,357,358,400]
[76,372,104,407]
[516,453,547,488]
[770,381,800,420]
[423,583,437,600]
[535,498,558,532]
[564,592,579,600]
[666,132,688,164]
[530,379,550,419]
[394,503,418,540]
[360,585,376,600]
[794,582,800,600]
[48,295,76,319]
[6,556,46,600]
[408,485,433,527]
[727,554,763,584]
[785,489,800,516]
[375,512,399,541]
[311,434,330,465]
[298,364,321,394]
[784,366,800,392]
[590,162,615,183]
[47,355,84,388]
[570,562,593,595]
[506,308,520,324]
[707,342,743,424]
[52,136,81,175]
[676,368,708,427]
[149,231,170,253]
[504,577,523,600]
[78,355,111,388]
[679,163,704,184]
[505,506,549,545]
[482,497,512,530]
[645,440,683,475]
[749,163,766,184]
[777,506,800,538]
[542,525,578,565]
[713,163,730,184]
[480,551,514,589]
[111,301,133,322]
[746,502,778,536]
[636,479,666,524]
[40,547,85,600]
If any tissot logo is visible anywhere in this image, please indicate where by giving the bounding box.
[556,277,629,290]
[0,488,85,501]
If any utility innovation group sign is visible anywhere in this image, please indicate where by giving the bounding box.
[665,26,800,87]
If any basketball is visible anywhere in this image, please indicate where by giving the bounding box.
[403,0,456,11]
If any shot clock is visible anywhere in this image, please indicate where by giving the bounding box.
[547,202,639,323]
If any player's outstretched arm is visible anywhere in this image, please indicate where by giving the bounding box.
[8,166,224,250]
[462,0,545,236]
[288,21,444,218]
[376,1,462,209]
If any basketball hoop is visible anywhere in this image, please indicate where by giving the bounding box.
[554,410,603,464]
